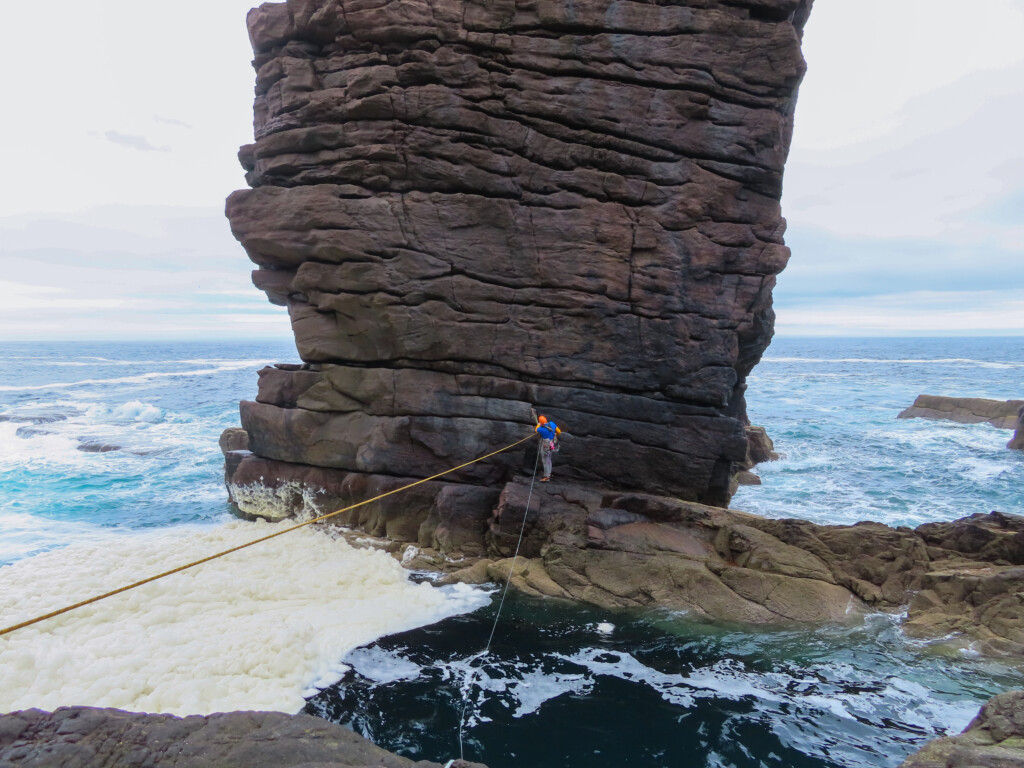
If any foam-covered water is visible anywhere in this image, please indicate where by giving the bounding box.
[307,596,1020,768]
[1,522,489,715]
[1,338,1021,766]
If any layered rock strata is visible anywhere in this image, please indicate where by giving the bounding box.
[225,0,812,523]
[0,707,486,768]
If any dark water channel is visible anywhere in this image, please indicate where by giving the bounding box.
[306,592,1019,768]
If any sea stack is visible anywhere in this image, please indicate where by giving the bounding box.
[224,0,813,542]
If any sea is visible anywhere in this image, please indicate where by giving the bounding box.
[1,336,1021,767]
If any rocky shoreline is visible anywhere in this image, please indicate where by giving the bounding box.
[223,427,1024,656]
[0,707,487,768]
[4,691,1024,767]
[899,690,1024,768]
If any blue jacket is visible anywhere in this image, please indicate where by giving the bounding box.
[536,422,558,440]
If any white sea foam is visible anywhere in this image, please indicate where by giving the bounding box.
[457,656,592,722]
[0,512,107,565]
[0,421,84,466]
[763,357,1022,368]
[346,646,424,684]
[0,521,489,715]
[0,362,266,392]
[553,647,978,738]
[0,356,274,367]
[229,480,325,521]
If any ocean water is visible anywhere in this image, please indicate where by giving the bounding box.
[734,337,1023,527]
[1,337,1022,767]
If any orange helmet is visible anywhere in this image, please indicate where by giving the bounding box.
[537,415,548,424]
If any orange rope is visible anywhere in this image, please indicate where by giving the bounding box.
[0,434,534,637]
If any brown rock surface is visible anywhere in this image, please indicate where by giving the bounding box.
[898,394,1024,430]
[222,441,1024,652]
[0,707,486,768]
[900,690,1024,768]
[436,492,1024,650]
[1009,406,1024,450]
[224,0,813,527]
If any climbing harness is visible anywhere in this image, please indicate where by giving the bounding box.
[455,444,542,762]
[0,434,535,638]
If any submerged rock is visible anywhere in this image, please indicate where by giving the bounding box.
[75,439,121,453]
[900,690,1024,768]
[0,409,71,425]
[0,707,487,768]
[15,426,53,439]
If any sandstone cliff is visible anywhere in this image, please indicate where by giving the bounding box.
[224,0,813,525]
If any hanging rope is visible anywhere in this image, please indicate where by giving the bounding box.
[456,443,541,762]
[0,433,535,638]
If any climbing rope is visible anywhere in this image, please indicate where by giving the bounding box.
[456,445,542,762]
[0,433,535,638]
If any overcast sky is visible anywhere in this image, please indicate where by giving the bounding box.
[0,0,1022,340]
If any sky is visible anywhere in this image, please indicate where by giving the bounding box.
[0,0,1022,340]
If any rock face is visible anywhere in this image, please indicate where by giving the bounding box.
[417,493,1024,653]
[898,395,1024,431]
[224,0,813,524]
[900,690,1024,768]
[0,707,486,768]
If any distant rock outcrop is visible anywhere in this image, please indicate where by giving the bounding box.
[898,394,1024,431]
[0,707,486,768]
[224,0,813,525]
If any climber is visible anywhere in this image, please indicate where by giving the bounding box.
[532,410,562,482]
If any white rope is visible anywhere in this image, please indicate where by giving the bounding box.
[456,444,542,762]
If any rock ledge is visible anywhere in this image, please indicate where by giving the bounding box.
[0,707,485,768]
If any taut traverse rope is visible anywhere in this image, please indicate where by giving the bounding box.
[0,434,535,638]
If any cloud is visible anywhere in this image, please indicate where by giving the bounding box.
[780,53,1024,336]
[0,206,290,341]
[775,291,1024,336]
[0,281,133,312]
[154,115,194,129]
[784,63,1024,242]
[102,131,170,153]
[778,227,1024,299]
[793,0,1024,153]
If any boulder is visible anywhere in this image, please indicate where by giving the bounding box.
[900,690,1024,768]
[1008,406,1024,450]
[75,439,121,453]
[0,707,486,768]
